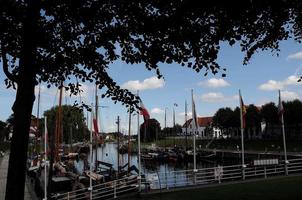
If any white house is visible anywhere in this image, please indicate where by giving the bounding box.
[181,117,222,139]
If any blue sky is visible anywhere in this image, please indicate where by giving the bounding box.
[1,39,302,134]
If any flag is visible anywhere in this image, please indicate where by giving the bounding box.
[92,111,99,135]
[278,90,284,121]
[239,90,247,129]
[191,90,198,130]
[139,100,150,122]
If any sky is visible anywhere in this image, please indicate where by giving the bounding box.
[1,39,302,134]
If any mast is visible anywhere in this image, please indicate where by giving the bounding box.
[95,84,98,171]
[127,107,132,172]
[137,91,142,192]
[44,116,48,200]
[55,85,63,162]
[36,83,41,134]
[89,105,93,198]
[36,83,41,155]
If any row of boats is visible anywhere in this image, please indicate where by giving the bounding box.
[27,143,141,199]
[140,146,217,162]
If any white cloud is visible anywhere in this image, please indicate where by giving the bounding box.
[281,90,300,101]
[199,78,230,88]
[122,76,165,91]
[283,75,302,86]
[258,80,284,91]
[259,75,302,91]
[200,92,225,103]
[287,51,302,60]
[151,108,164,114]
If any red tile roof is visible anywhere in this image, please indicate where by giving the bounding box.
[183,117,213,127]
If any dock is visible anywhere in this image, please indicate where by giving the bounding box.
[0,152,38,200]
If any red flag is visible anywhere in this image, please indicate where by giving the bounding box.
[239,91,247,129]
[92,112,99,135]
[139,100,150,122]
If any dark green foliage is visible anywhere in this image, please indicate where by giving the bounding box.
[246,104,262,129]
[261,102,279,125]
[44,105,89,144]
[3,1,302,199]
[283,100,302,138]
[213,107,234,129]
[140,118,161,142]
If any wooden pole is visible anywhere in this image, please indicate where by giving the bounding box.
[55,86,63,162]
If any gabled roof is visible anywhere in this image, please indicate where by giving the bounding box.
[183,117,213,127]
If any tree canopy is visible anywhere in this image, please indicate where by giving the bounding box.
[3,1,302,199]
[140,118,161,142]
[2,1,302,99]
[44,105,89,144]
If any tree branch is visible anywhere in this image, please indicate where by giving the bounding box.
[0,41,18,82]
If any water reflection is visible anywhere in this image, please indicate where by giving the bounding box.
[89,142,238,188]
[90,142,235,172]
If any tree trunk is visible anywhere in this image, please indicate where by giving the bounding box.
[5,0,38,199]
[5,82,36,200]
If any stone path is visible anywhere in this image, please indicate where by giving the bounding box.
[0,153,37,200]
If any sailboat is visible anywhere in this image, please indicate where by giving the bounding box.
[27,84,141,198]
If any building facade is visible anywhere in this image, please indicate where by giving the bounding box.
[181,117,222,139]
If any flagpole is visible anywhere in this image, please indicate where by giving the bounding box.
[117,116,120,176]
[239,90,245,180]
[185,100,188,151]
[191,89,197,172]
[43,116,47,200]
[164,107,167,151]
[89,104,93,199]
[127,106,132,172]
[95,84,98,172]
[279,90,288,175]
[137,91,142,192]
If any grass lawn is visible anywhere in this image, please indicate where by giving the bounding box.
[126,176,302,200]
[145,138,302,152]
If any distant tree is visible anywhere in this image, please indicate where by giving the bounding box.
[213,107,234,136]
[246,104,262,139]
[173,124,182,136]
[140,118,161,142]
[3,1,302,199]
[261,102,279,125]
[261,102,279,138]
[44,105,89,144]
[283,99,302,138]
[232,107,241,128]
[162,127,173,138]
